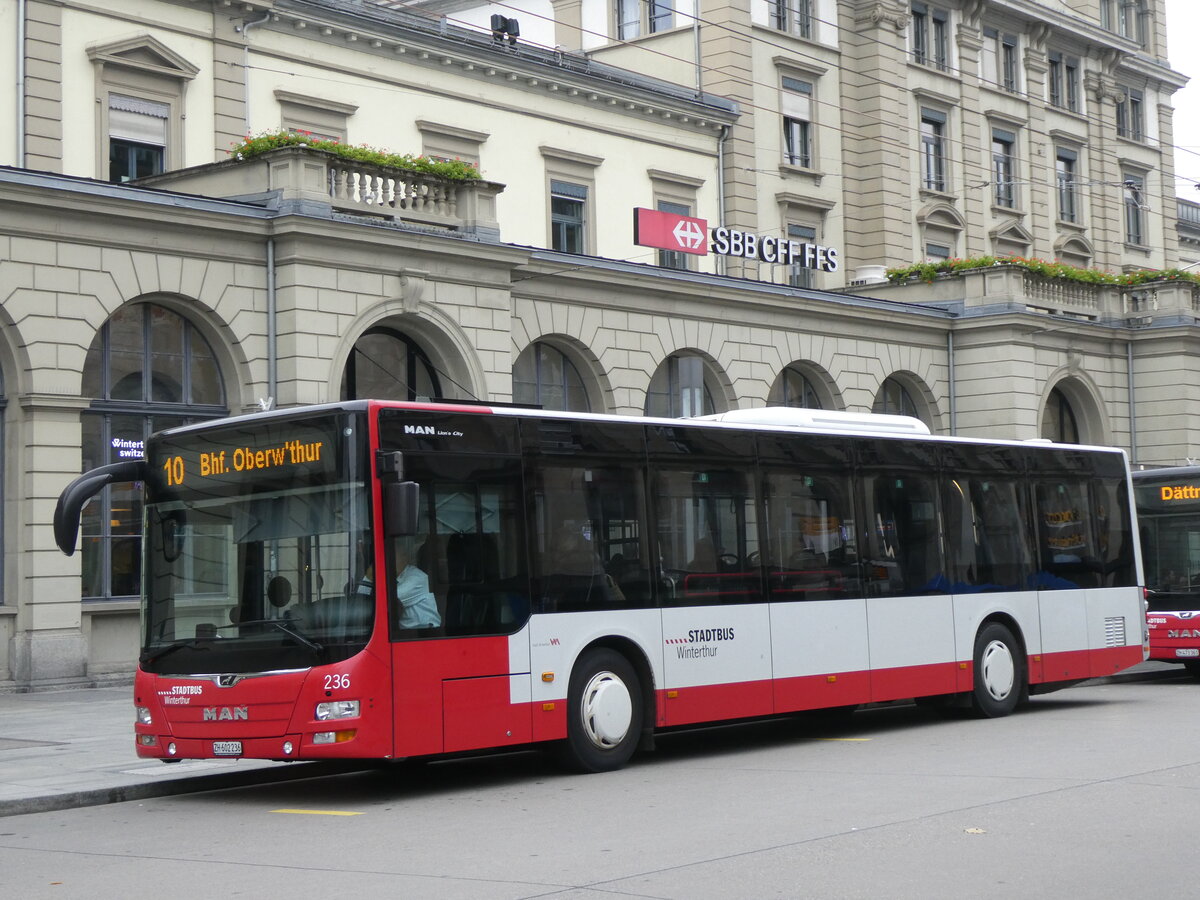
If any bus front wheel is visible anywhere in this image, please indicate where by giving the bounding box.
[971,622,1024,718]
[560,648,643,773]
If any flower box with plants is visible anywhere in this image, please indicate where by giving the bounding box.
[886,255,1200,287]
[227,130,481,182]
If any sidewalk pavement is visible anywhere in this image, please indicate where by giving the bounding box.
[0,660,1187,818]
[0,684,348,818]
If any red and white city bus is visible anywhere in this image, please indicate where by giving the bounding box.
[1133,466,1200,676]
[55,401,1146,772]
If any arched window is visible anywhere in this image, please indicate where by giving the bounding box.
[1042,386,1080,443]
[340,328,442,401]
[770,365,823,409]
[81,303,226,600]
[873,377,920,419]
[645,354,717,418]
[513,341,590,411]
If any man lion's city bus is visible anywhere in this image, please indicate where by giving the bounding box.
[55,402,1146,772]
[1133,466,1200,676]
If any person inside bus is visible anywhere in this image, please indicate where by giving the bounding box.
[355,539,441,628]
[391,538,442,629]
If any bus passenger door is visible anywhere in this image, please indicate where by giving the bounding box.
[384,451,533,759]
[652,462,774,725]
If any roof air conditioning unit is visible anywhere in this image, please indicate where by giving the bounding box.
[849,265,888,286]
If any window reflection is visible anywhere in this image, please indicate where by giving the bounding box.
[81,303,226,600]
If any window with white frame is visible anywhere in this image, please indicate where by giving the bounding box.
[782,76,814,168]
[769,0,813,39]
[88,36,197,183]
[1056,147,1079,223]
[551,180,588,254]
[1048,52,1080,112]
[911,3,949,71]
[920,108,947,192]
[1123,171,1147,245]
[982,27,1019,92]
[1116,86,1144,141]
[108,95,168,183]
[991,127,1017,209]
[616,0,673,40]
[543,147,600,255]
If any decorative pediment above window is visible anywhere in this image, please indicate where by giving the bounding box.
[86,35,200,80]
[989,220,1034,245]
[1054,233,1095,261]
[916,202,966,231]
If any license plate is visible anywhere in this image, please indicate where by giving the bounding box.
[1176,648,1200,658]
[212,741,243,756]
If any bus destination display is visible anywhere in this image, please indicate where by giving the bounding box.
[161,438,326,487]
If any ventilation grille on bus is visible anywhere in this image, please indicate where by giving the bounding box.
[1105,616,1126,647]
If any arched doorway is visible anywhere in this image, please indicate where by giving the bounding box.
[873,376,921,420]
[512,340,591,411]
[340,327,443,401]
[80,302,227,600]
[644,353,723,418]
[1041,385,1081,443]
[769,363,825,409]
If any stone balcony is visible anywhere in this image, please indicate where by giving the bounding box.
[134,146,504,241]
[848,264,1200,327]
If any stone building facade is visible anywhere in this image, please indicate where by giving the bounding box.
[0,0,1196,689]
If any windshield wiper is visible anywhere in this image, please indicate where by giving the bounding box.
[219,618,324,653]
[140,638,211,666]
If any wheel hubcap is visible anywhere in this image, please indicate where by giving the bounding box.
[580,670,633,749]
[980,640,1015,701]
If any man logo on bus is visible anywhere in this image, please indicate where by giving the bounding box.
[404,425,436,435]
[202,706,249,721]
[1168,630,1200,638]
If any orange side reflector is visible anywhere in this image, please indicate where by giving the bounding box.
[542,703,556,711]
[541,672,555,683]
[826,675,837,683]
[959,662,968,670]
[667,690,679,699]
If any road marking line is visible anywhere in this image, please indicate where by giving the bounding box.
[815,737,872,742]
[271,809,363,816]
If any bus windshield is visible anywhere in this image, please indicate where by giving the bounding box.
[141,412,371,675]
[1133,474,1200,611]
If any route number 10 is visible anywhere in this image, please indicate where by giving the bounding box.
[163,456,185,486]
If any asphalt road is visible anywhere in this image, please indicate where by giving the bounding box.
[2,673,1197,899]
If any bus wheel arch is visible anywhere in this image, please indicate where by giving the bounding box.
[971,617,1028,718]
[558,639,652,773]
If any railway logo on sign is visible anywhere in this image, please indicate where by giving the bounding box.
[672,218,705,250]
[632,207,709,256]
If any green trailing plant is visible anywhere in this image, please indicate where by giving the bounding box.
[886,254,1200,287]
[227,130,481,181]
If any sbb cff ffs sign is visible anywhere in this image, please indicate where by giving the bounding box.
[633,207,839,272]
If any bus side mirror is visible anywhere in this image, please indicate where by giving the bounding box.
[383,481,419,537]
[54,460,147,556]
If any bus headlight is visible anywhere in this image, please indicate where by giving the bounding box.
[315,700,360,721]
[136,706,153,725]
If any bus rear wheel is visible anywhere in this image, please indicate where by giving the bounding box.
[560,648,642,773]
[971,622,1024,718]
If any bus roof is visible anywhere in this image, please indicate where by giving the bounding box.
[150,399,1128,458]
